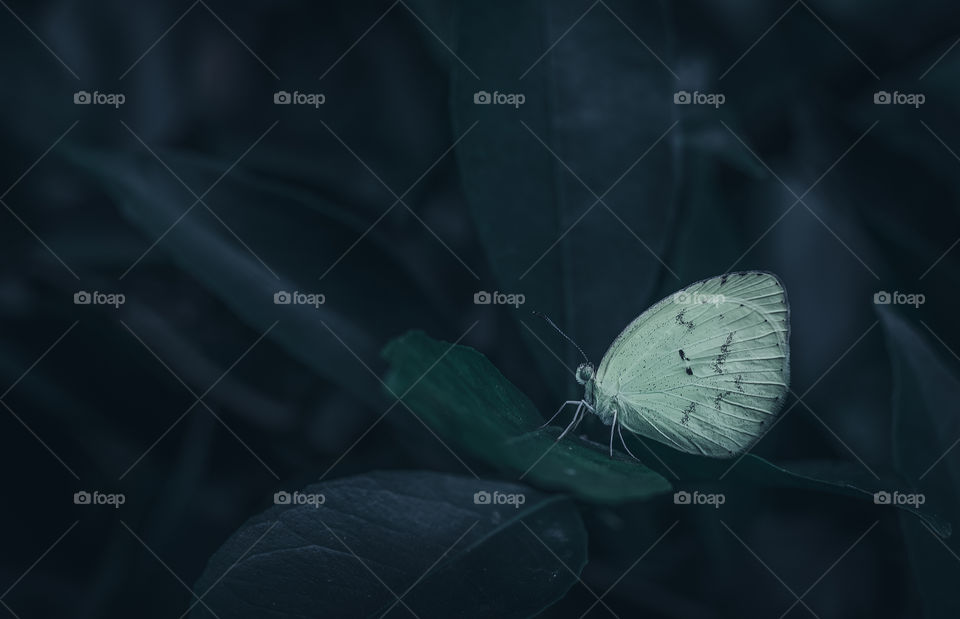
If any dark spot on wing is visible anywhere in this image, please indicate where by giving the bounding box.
[681,402,695,425]
[713,390,730,409]
[685,367,693,375]
[678,349,686,361]
[734,374,744,392]
[712,332,734,374]
[676,310,695,332]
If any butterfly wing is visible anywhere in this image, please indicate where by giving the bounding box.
[594,271,790,457]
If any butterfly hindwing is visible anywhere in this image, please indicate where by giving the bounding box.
[593,271,790,457]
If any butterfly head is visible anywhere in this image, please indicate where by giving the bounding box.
[575,362,595,385]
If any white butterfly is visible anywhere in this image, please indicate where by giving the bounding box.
[541,271,790,459]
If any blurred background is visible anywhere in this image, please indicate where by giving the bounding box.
[2,0,959,617]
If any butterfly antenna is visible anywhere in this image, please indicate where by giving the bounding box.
[531,311,590,364]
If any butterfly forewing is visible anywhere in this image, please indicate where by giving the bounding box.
[594,272,790,457]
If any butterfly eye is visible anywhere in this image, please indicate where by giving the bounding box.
[575,363,595,385]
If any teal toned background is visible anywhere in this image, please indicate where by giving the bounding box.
[1,1,959,617]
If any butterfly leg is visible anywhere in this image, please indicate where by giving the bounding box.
[538,400,582,430]
[617,422,643,462]
[556,401,585,441]
[609,409,617,457]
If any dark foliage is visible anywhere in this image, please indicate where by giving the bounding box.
[2,1,959,617]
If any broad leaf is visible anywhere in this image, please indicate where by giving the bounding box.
[736,455,950,537]
[190,471,586,618]
[383,330,672,503]
[622,431,951,536]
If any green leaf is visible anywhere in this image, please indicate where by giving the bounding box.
[381,329,948,534]
[881,309,960,617]
[190,471,586,618]
[622,432,950,536]
[382,330,672,503]
[449,1,679,395]
[735,456,950,537]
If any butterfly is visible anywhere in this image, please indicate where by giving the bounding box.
[540,271,790,459]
